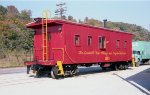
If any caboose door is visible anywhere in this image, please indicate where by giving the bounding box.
[48,32,53,60]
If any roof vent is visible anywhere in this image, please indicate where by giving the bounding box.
[34,18,43,23]
[103,19,107,28]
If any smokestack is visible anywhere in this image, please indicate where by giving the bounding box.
[103,19,107,28]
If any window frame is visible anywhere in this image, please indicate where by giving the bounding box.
[98,36,102,49]
[88,36,92,46]
[98,36,106,49]
[124,41,127,48]
[74,35,80,46]
[116,40,120,48]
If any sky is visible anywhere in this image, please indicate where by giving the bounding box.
[1,0,150,30]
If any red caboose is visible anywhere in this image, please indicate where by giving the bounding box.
[25,18,132,78]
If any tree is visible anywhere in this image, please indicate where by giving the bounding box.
[85,18,102,27]
[136,26,142,31]
[7,5,19,15]
[20,10,31,20]
[0,5,7,15]
[67,15,77,22]
[84,17,88,23]
[62,15,67,20]
[68,15,73,21]
[119,24,126,31]
[78,19,83,23]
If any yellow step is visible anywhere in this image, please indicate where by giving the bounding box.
[57,61,64,75]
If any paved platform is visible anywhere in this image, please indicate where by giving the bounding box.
[0,65,149,95]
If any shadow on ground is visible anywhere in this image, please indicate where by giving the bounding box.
[78,66,111,75]
[113,64,150,95]
[126,66,150,91]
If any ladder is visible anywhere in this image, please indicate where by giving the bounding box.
[42,10,50,61]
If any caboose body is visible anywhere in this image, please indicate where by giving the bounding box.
[25,18,132,78]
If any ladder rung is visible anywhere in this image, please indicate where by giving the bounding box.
[42,13,49,60]
[42,24,47,26]
[43,40,48,41]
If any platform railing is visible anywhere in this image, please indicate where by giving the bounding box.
[25,48,33,62]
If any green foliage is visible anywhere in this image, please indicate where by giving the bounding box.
[50,16,150,41]
[1,4,150,53]
[62,15,67,20]
[67,15,77,22]
[83,18,103,27]
[7,5,19,16]
[0,5,33,67]
[20,10,31,20]
[79,18,150,41]
[0,5,33,52]
[0,5,7,15]
[0,5,150,68]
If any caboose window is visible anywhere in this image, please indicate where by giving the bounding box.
[75,35,80,46]
[98,37,102,48]
[88,36,92,46]
[116,40,120,48]
[102,36,106,49]
[99,36,106,49]
[124,41,127,48]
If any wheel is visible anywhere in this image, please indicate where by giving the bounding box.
[122,63,128,70]
[111,64,119,71]
[136,58,140,67]
[135,62,139,67]
[36,69,44,78]
[100,64,107,71]
[27,65,31,74]
[124,64,128,70]
[101,67,107,70]
[119,64,126,70]
[121,64,125,70]
[51,66,59,79]
[148,60,150,65]
[114,64,119,71]
[72,65,79,76]
[74,68,79,76]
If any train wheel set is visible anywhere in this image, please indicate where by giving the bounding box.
[27,61,130,79]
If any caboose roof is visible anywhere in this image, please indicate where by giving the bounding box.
[26,18,132,35]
